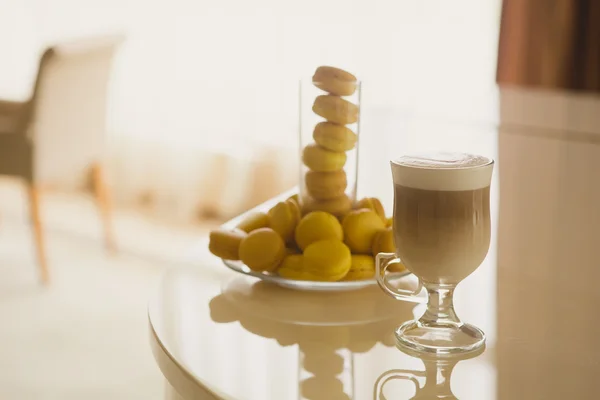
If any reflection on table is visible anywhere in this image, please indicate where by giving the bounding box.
[210,276,487,400]
[375,346,485,400]
[150,268,494,400]
[210,277,418,399]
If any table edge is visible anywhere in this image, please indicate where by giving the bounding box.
[148,312,231,400]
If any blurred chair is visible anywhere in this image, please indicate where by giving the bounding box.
[0,34,123,284]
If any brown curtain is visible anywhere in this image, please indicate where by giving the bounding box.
[497,0,600,93]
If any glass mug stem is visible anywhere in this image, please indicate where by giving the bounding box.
[420,284,460,327]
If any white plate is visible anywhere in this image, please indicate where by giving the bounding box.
[220,188,412,292]
[222,259,410,292]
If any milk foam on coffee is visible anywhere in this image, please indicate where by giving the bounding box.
[392,152,493,191]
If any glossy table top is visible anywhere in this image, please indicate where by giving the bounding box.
[150,89,600,399]
[150,264,491,400]
[148,250,599,400]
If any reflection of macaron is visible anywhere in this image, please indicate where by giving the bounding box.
[312,66,357,96]
[302,195,352,218]
[313,95,359,125]
[343,255,375,281]
[209,228,247,260]
[303,352,345,375]
[305,170,347,200]
[313,122,357,152]
[302,143,346,172]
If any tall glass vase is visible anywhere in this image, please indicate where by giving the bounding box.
[298,78,361,218]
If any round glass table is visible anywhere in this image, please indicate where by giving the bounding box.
[148,86,600,400]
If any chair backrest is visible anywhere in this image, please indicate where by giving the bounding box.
[30,34,123,188]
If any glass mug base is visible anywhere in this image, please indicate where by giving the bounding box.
[395,319,486,355]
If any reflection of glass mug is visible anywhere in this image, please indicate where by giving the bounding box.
[373,345,486,399]
[376,152,494,354]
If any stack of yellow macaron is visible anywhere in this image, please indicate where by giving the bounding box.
[208,195,406,282]
[301,66,359,218]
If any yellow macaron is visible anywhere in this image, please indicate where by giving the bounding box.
[342,209,386,254]
[287,193,300,206]
[371,227,395,255]
[372,227,405,272]
[295,211,344,251]
[303,240,352,281]
[277,254,307,280]
[355,197,386,224]
[312,95,359,125]
[302,143,347,172]
[343,255,376,281]
[312,66,357,96]
[235,211,269,233]
[239,228,286,272]
[302,194,352,218]
[268,199,301,244]
[313,122,357,152]
[208,228,247,260]
[305,170,347,200]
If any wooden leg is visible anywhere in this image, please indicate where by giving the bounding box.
[28,185,49,284]
[92,163,117,253]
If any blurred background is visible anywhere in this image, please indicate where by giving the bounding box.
[0,0,598,399]
[0,0,502,221]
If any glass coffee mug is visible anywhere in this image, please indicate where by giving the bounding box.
[376,152,494,354]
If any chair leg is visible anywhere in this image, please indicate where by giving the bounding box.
[27,185,49,284]
[92,163,116,253]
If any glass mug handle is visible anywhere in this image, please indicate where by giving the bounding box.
[375,253,425,303]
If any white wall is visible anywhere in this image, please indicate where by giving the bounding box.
[0,0,501,144]
[0,0,501,219]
